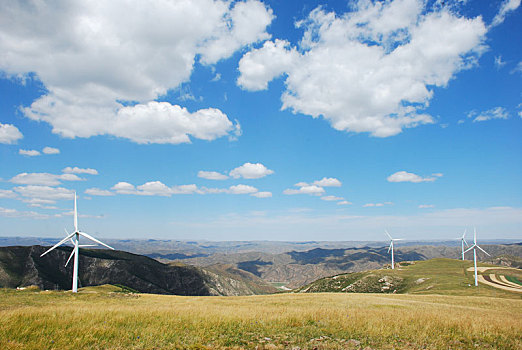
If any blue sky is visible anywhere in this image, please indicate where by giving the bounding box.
[0,0,521,241]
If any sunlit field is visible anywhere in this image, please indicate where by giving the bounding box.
[1,286,520,349]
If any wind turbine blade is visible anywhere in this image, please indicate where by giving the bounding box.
[385,230,392,240]
[65,249,75,267]
[393,238,404,241]
[463,238,469,247]
[78,232,114,250]
[473,227,477,244]
[476,245,490,256]
[388,242,392,253]
[463,245,476,254]
[40,232,76,257]
[74,192,78,232]
[78,244,96,248]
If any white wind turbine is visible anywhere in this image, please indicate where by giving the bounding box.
[463,228,490,287]
[385,230,403,270]
[459,229,469,260]
[40,192,114,293]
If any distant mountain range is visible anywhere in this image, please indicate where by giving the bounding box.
[1,237,519,255]
[0,245,276,296]
[176,243,522,288]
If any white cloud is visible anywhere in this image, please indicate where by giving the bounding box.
[313,177,342,187]
[85,188,114,196]
[337,200,352,205]
[111,182,137,195]
[198,171,229,180]
[321,195,344,201]
[62,167,98,175]
[0,123,23,144]
[238,0,487,137]
[13,185,75,203]
[251,191,272,198]
[42,146,60,155]
[494,55,506,69]
[0,189,17,198]
[0,0,272,144]
[283,184,325,196]
[363,202,393,207]
[491,0,521,27]
[237,39,298,90]
[108,102,238,144]
[470,107,509,122]
[229,162,274,179]
[512,61,522,75]
[10,172,83,186]
[171,184,199,195]
[0,206,48,219]
[387,171,442,183]
[419,204,435,208]
[19,149,40,156]
[228,184,258,194]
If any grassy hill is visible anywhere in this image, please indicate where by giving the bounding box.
[295,258,522,298]
[1,286,520,349]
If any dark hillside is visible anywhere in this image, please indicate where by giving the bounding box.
[0,246,276,296]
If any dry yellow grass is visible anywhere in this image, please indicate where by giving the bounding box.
[1,288,521,349]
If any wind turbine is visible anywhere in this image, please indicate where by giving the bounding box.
[40,192,114,292]
[385,230,403,269]
[460,229,469,260]
[463,228,490,287]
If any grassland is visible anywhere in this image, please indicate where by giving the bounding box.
[297,258,522,298]
[1,285,521,350]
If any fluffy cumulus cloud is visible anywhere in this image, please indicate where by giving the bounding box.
[0,0,272,144]
[110,181,268,197]
[10,172,83,186]
[42,146,60,154]
[13,185,75,203]
[283,184,325,196]
[313,177,342,187]
[229,162,274,179]
[238,0,488,137]
[0,123,23,144]
[19,149,40,156]
[251,191,272,198]
[387,171,442,183]
[469,107,509,122]
[419,204,435,208]
[62,167,98,175]
[198,171,229,180]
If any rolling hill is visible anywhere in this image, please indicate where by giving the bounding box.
[295,258,522,298]
[0,245,276,296]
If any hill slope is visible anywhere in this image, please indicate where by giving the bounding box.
[295,258,522,298]
[0,245,276,296]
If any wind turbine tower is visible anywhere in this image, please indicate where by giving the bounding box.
[40,192,114,292]
[385,230,403,269]
[463,228,490,287]
[460,229,469,260]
